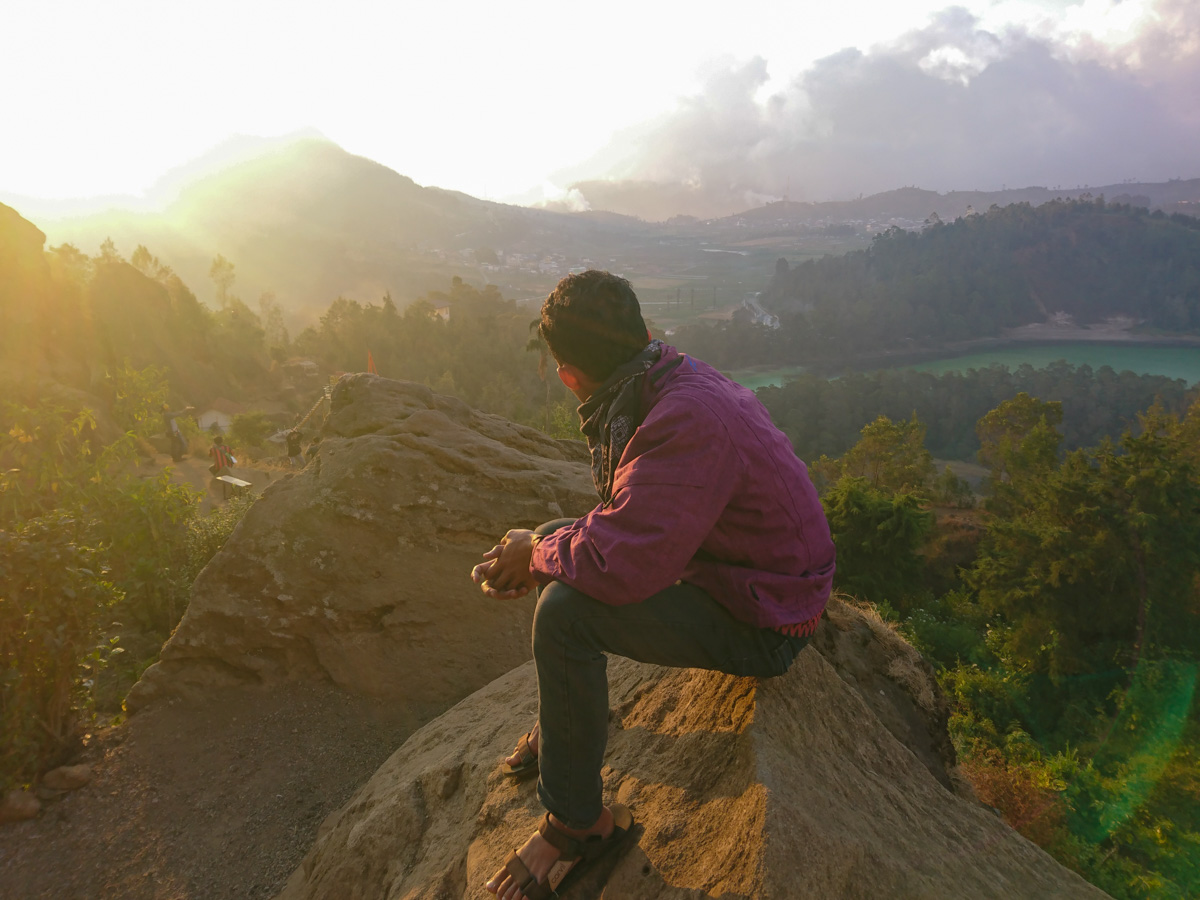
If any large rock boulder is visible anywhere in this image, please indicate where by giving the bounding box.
[278,600,1106,899]
[0,202,50,316]
[128,375,595,711]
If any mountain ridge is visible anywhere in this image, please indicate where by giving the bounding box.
[24,136,1200,323]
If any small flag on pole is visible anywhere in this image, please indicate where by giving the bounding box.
[367,350,378,375]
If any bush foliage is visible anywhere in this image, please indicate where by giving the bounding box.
[823,394,1200,897]
[0,361,251,790]
[0,516,120,790]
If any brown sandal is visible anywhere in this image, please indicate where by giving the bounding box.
[501,730,539,778]
[496,805,635,899]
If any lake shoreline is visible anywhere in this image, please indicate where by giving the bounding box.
[726,335,1200,390]
[828,334,1200,375]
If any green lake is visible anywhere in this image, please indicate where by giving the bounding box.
[730,343,1200,390]
[728,367,809,391]
[906,344,1200,386]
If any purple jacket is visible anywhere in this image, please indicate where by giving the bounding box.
[531,345,835,628]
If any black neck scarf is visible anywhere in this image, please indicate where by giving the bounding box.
[577,340,666,507]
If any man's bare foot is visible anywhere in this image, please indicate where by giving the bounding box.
[504,722,539,769]
[485,806,615,900]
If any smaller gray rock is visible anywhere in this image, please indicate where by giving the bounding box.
[0,790,41,824]
[42,764,92,791]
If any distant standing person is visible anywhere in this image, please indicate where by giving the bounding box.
[162,403,193,462]
[286,429,305,467]
[209,436,234,477]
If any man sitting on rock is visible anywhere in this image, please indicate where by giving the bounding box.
[473,270,835,900]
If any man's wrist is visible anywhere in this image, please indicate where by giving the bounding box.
[527,533,545,580]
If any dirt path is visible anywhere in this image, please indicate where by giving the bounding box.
[150,451,285,514]
[0,683,435,900]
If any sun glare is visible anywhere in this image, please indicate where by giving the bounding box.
[0,0,1184,207]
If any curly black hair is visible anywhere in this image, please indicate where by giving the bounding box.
[538,270,649,381]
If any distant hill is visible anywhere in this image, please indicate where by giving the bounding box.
[757,198,1200,356]
[571,177,1200,223]
[724,182,1200,227]
[26,136,1200,331]
[35,139,652,321]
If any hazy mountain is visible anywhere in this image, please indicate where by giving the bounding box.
[26,135,1200,330]
[574,178,1200,224]
[35,139,650,320]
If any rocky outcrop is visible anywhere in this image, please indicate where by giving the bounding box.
[0,203,51,351]
[40,764,93,792]
[0,790,40,825]
[278,599,1106,900]
[127,375,595,711]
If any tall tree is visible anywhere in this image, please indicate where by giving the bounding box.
[209,254,236,309]
[817,413,935,494]
[970,400,1200,682]
[976,392,1064,515]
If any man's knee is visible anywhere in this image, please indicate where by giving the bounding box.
[534,517,576,538]
[532,581,588,651]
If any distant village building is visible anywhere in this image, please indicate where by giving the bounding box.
[196,397,246,433]
[432,303,451,321]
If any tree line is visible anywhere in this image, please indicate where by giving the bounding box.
[755,361,1196,462]
[671,198,1200,370]
[818,395,1200,898]
[290,276,575,433]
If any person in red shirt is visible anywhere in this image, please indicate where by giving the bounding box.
[475,270,834,900]
[208,436,234,477]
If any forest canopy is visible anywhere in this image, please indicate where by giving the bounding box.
[673,198,1200,371]
[764,197,1200,346]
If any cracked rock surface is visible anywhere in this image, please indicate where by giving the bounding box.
[128,374,594,712]
[279,601,1108,900]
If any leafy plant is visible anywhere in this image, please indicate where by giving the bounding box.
[815,413,935,495]
[186,492,255,578]
[108,361,170,437]
[230,411,276,449]
[821,475,933,611]
[0,515,120,790]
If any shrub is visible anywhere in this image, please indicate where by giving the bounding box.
[230,412,276,449]
[932,465,974,507]
[959,747,1071,849]
[186,492,255,577]
[821,476,933,611]
[901,591,991,670]
[74,464,199,635]
[0,516,120,789]
[108,362,170,438]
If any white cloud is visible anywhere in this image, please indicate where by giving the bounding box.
[564,0,1200,210]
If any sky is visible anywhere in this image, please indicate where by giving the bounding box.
[1,0,1197,215]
